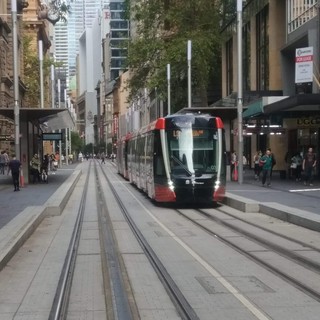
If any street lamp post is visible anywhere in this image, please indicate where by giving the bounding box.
[167,64,171,115]
[12,0,20,159]
[187,40,192,108]
[39,40,44,109]
[237,0,244,184]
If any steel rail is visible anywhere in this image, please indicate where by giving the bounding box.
[176,207,320,303]
[49,162,91,320]
[99,162,200,320]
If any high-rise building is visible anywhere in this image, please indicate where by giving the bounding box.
[53,0,111,84]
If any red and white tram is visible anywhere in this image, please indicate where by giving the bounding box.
[117,109,227,203]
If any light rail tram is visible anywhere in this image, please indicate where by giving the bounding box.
[117,108,226,203]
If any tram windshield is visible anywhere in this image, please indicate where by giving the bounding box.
[166,128,219,176]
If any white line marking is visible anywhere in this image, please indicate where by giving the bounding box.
[121,183,271,320]
[289,188,320,192]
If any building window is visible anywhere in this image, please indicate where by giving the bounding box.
[226,38,233,95]
[110,3,125,11]
[256,5,269,91]
[243,22,251,91]
[110,21,128,29]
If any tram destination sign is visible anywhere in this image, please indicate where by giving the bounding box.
[42,133,63,141]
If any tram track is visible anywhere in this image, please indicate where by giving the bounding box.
[97,161,200,320]
[100,160,320,319]
[175,206,320,302]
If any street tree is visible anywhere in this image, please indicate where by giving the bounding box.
[125,0,223,110]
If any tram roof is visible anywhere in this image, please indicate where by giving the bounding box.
[0,108,75,131]
[176,107,238,119]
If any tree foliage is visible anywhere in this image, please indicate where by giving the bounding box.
[22,35,62,107]
[71,131,83,152]
[125,0,223,110]
[49,0,72,22]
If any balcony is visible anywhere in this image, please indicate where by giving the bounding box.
[287,1,318,34]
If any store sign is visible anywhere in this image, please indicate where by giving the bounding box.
[297,117,320,126]
[42,133,63,141]
[295,47,313,83]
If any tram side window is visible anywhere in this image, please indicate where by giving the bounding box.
[154,132,165,176]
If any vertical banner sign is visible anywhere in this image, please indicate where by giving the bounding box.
[295,47,313,83]
[113,113,119,137]
[102,6,111,37]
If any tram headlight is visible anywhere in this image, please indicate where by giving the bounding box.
[168,180,175,191]
[214,180,221,190]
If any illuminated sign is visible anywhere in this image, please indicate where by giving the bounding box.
[42,133,63,141]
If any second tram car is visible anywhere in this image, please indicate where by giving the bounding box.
[117,109,226,203]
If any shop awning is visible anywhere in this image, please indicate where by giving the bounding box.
[0,108,75,131]
[243,96,289,119]
[264,94,320,114]
[243,100,264,118]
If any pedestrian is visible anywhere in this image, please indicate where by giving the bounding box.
[290,151,302,181]
[260,148,274,187]
[302,147,317,186]
[0,151,5,174]
[101,152,105,164]
[253,150,262,180]
[30,153,41,183]
[230,151,237,181]
[7,154,21,191]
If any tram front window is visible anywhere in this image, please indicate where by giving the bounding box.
[167,128,218,175]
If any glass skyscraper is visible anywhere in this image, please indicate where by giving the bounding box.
[53,0,129,85]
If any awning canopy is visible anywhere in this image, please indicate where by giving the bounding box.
[0,108,75,131]
[243,100,264,118]
[243,96,290,119]
[264,94,320,114]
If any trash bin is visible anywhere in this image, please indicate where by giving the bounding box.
[280,170,286,179]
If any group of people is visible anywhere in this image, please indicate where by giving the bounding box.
[288,147,317,186]
[252,147,317,187]
[253,148,276,187]
[30,153,58,183]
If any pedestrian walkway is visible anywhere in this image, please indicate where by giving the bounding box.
[227,169,320,216]
[0,163,80,228]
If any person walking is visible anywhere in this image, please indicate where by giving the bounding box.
[302,147,317,186]
[7,154,21,191]
[291,152,303,181]
[0,151,5,174]
[230,151,237,181]
[260,148,274,187]
[101,152,105,164]
[30,153,41,183]
[253,150,262,180]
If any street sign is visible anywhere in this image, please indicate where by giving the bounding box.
[42,133,63,141]
[295,46,313,83]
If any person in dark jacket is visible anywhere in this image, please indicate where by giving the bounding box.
[7,154,21,191]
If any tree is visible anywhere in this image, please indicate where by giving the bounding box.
[125,0,223,110]
[22,35,63,107]
[71,131,84,153]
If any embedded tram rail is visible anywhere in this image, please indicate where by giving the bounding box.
[174,207,320,302]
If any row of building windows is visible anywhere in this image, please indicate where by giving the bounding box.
[225,4,269,95]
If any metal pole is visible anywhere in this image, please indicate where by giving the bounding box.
[68,97,72,157]
[58,79,62,168]
[39,40,44,109]
[12,0,20,159]
[64,89,68,165]
[237,0,243,184]
[51,65,56,156]
[187,40,192,108]
[167,64,171,115]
